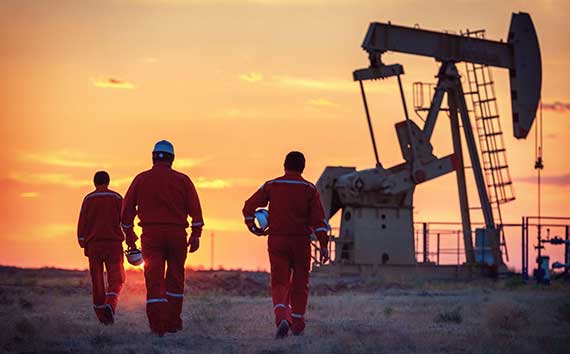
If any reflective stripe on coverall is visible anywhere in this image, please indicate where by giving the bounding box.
[122,163,204,333]
[242,172,328,333]
[77,187,126,322]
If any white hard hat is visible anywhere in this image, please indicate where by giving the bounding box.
[125,248,143,266]
[153,140,175,156]
[253,209,269,234]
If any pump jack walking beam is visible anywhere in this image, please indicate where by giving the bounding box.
[358,12,541,139]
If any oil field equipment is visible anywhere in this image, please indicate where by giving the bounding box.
[315,13,541,274]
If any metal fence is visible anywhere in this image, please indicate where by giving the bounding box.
[313,217,570,276]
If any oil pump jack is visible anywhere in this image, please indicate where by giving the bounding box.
[316,13,541,273]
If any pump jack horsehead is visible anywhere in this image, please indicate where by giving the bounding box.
[316,13,541,272]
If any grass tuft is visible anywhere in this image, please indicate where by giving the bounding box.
[503,277,526,290]
[484,300,529,332]
[434,306,462,324]
[19,297,34,310]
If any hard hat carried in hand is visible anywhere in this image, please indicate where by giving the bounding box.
[125,247,143,266]
[252,209,269,236]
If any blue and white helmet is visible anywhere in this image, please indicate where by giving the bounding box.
[253,209,269,235]
[125,248,143,266]
[153,140,175,156]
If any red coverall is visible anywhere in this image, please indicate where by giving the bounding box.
[77,186,126,324]
[121,162,204,334]
[242,172,328,333]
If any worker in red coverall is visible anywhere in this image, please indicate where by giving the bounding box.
[242,151,329,338]
[77,171,126,325]
[122,140,204,336]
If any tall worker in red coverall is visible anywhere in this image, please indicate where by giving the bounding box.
[121,140,204,336]
[242,151,329,338]
[77,171,126,325]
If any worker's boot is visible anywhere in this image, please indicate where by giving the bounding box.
[165,294,184,333]
[166,321,183,333]
[291,316,305,336]
[275,320,290,339]
[103,304,114,325]
[150,323,166,337]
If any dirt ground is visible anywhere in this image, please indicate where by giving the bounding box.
[1,266,569,354]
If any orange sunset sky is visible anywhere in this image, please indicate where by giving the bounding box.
[1,0,569,271]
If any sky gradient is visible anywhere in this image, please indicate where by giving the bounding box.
[1,0,569,271]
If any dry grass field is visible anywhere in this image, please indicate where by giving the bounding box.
[1,266,569,354]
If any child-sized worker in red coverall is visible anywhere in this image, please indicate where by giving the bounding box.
[243,151,329,339]
[77,171,126,325]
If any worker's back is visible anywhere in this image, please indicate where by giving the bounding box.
[122,163,202,229]
[243,172,327,238]
[78,188,123,244]
[266,174,317,237]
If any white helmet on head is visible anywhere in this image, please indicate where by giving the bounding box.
[125,248,143,266]
[153,140,175,157]
[252,209,269,236]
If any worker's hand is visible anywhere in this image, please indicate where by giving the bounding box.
[188,236,200,253]
[249,226,268,237]
[126,239,137,250]
[245,220,266,237]
[190,228,202,239]
[320,247,330,264]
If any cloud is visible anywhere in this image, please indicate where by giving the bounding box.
[226,108,242,117]
[109,177,134,188]
[149,0,349,5]
[237,72,390,93]
[21,151,98,168]
[142,57,158,64]
[203,218,244,232]
[91,77,136,89]
[9,169,257,190]
[541,101,570,112]
[225,177,260,188]
[273,75,351,91]
[35,223,75,239]
[10,172,91,188]
[220,108,263,118]
[173,158,204,169]
[20,192,39,198]
[306,97,338,107]
[240,72,263,83]
[8,171,136,189]
[515,174,570,186]
[11,173,225,190]
[193,177,232,189]
[272,75,389,93]
[192,177,259,190]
